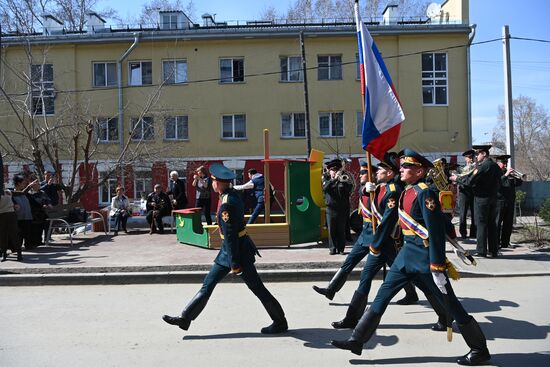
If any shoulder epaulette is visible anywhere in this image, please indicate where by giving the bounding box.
[417,182,429,190]
[222,194,229,204]
[388,183,396,192]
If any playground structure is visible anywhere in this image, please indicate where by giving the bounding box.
[174,129,326,249]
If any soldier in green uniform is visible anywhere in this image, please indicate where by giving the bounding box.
[162,163,288,334]
[451,145,501,257]
[331,149,491,366]
[494,154,522,248]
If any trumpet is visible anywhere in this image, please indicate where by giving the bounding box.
[509,168,526,180]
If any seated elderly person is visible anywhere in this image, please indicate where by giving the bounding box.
[110,186,131,235]
[146,184,172,234]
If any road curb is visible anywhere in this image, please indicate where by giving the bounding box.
[2,268,549,286]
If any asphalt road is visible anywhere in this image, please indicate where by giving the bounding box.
[1,276,549,367]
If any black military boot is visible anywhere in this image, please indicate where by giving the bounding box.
[396,282,419,305]
[312,268,348,300]
[332,290,368,329]
[331,308,382,355]
[261,299,288,334]
[456,317,491,366]
[424,293,452,332]
[162,291,209,330]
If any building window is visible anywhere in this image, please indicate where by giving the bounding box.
[165,116,189,140]
[281,113,305,138]
[356,111,363,136]
[422,53,448,105]
[161,14,178,29]
[93,62,117,87]
[163,60,187,84]
[318,55,342,80]
[97,117,119,142]
[220,58,244,83]
[134,171,152,200]
[222,114,246,139]
[280,56,303,82]
[31,64,55,115]
[319,112,344,137]
[129,61,152,86]
[99,176,117,204]
[131,117,154,141]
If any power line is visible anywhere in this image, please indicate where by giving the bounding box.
[1,37,504,98]
[510,36,550,44]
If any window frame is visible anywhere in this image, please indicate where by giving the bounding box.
[281,112,306,138]
[319,112,345,138]
[162,59,188,84]
[356,111,363,137]
[280,56,303,82]
[421,52,448,106]
[30,64,55,116]
[130,116,155,141]
[96,117,119,143]
[317,55,343,81]
[164,115,189,141]
[219,57,245,83]
[99,176,118,205]
[221,114,247,140]
[128,60,153,86]
[134,171,152,200]
[93,62,117,87]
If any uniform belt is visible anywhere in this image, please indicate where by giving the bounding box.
[220,228,247,239]
[363,217,371,222]
[402,229,416,236]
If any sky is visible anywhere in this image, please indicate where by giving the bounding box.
[100,0,550,145]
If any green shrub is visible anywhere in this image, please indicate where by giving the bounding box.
[539,198,550,223]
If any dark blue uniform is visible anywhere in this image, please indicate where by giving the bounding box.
[332,149,490,366]
[163,182,287,334]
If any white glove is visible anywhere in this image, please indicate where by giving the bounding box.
[432,272,448,294]
[364,182,376,193]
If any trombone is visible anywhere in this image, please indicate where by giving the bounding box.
[509,168,526,180]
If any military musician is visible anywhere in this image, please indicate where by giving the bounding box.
[494,154,523,249]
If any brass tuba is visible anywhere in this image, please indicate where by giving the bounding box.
[427,158,454,213]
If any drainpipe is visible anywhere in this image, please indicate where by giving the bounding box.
[117,32,140,187]
[467,24,476,148]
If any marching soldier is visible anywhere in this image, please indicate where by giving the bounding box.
[331,149,491,366]
[322,158,353,254]
[451,145,501,257]
[457,150,477,239]
[494,155,523,249]
[162,163,288,334]
[330,153,448,332]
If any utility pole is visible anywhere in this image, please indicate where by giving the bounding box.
[300,31,312,156]
[502,25,515,168]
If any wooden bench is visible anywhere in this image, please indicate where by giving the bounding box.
[45,203,106,246]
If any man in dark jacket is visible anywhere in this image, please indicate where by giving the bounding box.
[494,154,522,249]
[146,184,172,234]
[162,163,288,334]
[167,171,188,210]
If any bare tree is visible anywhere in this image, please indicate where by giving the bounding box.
[0,0,118,32]
[0,43,174,203]
[258,5,282,21]
[492,95,550,181]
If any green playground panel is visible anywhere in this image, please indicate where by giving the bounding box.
[175,210,209,248]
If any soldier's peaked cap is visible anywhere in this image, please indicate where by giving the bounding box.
[494,154,511,162]
[462,149,475,157]
[472,144,492,154]
[398,148,434,168]
[209,163,236,182]
[378,151,399,172]
[325,158,342,170]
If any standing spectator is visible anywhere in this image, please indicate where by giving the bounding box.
[26,179,52,246]
[110,186,131,235]
[192,166,213,225]
[11,175,33,250]
[495,155,522,249]
[457,150,477,239]
[234,168,269,224]
[1,187,22,261]
[167,171,188,210]
[323,159,353,255]
[146,184,172,234]
[40,170,62,206]
[451,145,502,258]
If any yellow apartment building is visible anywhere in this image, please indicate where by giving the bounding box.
[0,0,473,208]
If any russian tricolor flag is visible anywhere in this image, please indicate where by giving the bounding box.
[355,0,405,160]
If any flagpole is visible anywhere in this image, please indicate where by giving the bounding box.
[355,0,377,232]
